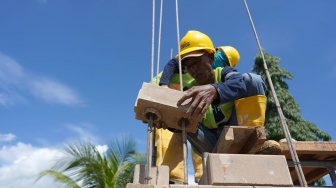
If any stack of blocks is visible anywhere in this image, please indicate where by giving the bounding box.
[128,154,294,187]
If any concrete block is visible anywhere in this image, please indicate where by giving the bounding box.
[254,187,301,188]
[133,164,169,186]
[134,82,201,133]
[126,183,168,188]
[205,154,293,186]
[133,164,145,184]
[213,126,266,154]
[156,165,170,186]
[170,186,252,188]
[126,183,156,188]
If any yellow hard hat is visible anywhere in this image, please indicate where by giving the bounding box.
[176,30,216,59]
[216,46,240,68]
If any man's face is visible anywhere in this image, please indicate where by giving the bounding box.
[183,53,214,85]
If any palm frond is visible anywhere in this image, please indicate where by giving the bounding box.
[36,136,145,188]
[36,170,80,188]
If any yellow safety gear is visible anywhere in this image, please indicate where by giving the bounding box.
[151,72,194,89]
[191,148,203,181]
[216,46,240,68]
[155,129,184,182]
[176,30,216,59]
[235,95,266,126]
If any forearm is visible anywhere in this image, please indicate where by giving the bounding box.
[159,58,179,86]
[212,67,246,104]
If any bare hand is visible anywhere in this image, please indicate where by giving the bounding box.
[177,85,218,118]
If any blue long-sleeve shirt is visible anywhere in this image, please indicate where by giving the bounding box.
[212,66,247,105]
[159,58,180,86]
[182,66,246,106]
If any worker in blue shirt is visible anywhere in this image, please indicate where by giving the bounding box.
[155,30,268,183]
[175,30,266,155]
[154,45,243,184]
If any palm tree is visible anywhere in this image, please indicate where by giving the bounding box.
[36,136,145,188]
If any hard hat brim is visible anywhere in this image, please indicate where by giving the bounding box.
[181,52,205,61]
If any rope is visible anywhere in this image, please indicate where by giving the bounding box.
[175,0,188,184]
[243,0,307,186]
[155,0,164,84]
[145,116,153,184]
[145,0,156,184]
[175,0,183,92]
[150,0,155,81]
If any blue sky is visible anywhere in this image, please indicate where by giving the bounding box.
[1,0,335,187]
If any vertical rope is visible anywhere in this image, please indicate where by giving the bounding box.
[175,0,188,184]
[182,120,188,184]
[175,0,183,91]
[145,116,153,184]
[243,0,307,186]
[150,0,155,82]
[146,0,156,184]
[155,0,164,84]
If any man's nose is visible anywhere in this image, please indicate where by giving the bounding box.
[189,64,197,73]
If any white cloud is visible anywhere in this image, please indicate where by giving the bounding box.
[0,142,64,188]
[29,77,82,106]
[0,91,25,106]
[0,54,24,83]
[0,139,109,188]
[66,123,100,143]
[0,133,16,142]
[0,53,83,107]
[0,136,197,187]
[96,144,108,156]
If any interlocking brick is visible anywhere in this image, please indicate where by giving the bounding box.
[133,164,169,186]
[134,82,201,133]
[203,154,293,186]
[170,186,251,188]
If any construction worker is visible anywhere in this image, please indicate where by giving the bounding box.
[154,30,275,183]
[155,46,242,184]
[174,30,267,156]
[151,47,234,183]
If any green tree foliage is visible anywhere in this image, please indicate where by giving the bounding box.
[36,136,145,188]
[252,52,331,142]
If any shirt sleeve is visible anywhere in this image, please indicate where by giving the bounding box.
[159,58,179,86]
[211,66,247,104]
